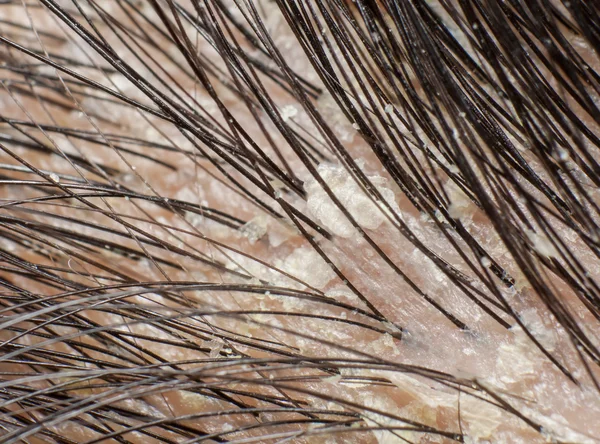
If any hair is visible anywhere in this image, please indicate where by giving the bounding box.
[0,0,599,442]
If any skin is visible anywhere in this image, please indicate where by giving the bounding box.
[0,1,599,443]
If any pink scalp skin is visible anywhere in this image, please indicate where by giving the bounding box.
[0,1,599,443]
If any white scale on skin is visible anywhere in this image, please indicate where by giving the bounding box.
[0,1,599,444]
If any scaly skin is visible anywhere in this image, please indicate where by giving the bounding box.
[0,1,599,443]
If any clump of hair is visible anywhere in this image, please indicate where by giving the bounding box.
[0,0,599,443]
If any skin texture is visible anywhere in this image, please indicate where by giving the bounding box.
[0,1,599,443]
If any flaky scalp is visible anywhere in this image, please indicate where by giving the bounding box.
[0,1,599,442]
